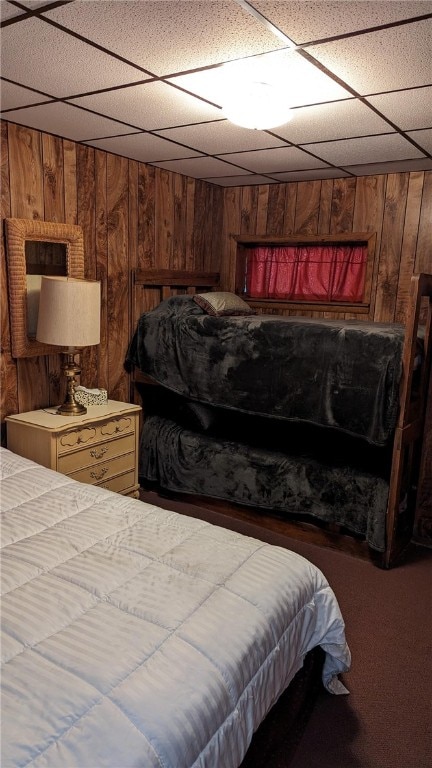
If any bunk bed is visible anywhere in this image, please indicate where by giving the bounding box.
[1,446,350,768]
[127,269,432,569]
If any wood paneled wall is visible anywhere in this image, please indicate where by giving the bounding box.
[1,120,223,426]
[219,173,431,323]
[1,119,431,539]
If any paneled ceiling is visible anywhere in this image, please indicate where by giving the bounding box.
[1,0,431,186]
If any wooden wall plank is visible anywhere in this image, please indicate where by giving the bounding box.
[8,124,44,220]
[0,354,18,442]
[374,173,409,322]
[128,159,139,349]
[416,171,432,275]
[352,174,386,319]
[173,172,187,270]
[155,168,173,267]
[330,177,356,232]
[317,179,333,234]
[267,183,286,234]
[42,134,67,404]
[240,185,258,234]
[8,124,51,410]
[209,184,224,274]
[192,179,209,270]
[77,144,96,276]
[42,134,64,222]
[256,185,269,233]
[107,153,129,401]
[221,187,241,288]
[1,122,11,219]
[395,171,424,322]
[185,177,196,272]
[283,183,297,233]
[17,357,50,412]
[294,180,321,233]
[63,139,77,224]
[77,144,98,390]
[137,162,155,268]
[95,149,108,391]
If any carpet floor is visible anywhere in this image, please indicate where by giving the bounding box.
[139,488,432,768]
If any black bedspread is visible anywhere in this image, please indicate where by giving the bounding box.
[140,411,390,551]
[127,294,406,445]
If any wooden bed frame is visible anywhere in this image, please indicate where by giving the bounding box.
[129,268,432,569]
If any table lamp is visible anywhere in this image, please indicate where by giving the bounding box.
[36,276,101,415]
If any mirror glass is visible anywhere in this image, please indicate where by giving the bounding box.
[25,241,68,336]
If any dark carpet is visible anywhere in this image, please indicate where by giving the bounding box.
[139,489,432,768]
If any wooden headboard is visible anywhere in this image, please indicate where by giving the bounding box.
[129,268,220,398]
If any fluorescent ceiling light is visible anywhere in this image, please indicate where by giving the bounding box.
[220,53,294,130]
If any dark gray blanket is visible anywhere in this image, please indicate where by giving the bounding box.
[140,413,390,551]
[127,294,406,445]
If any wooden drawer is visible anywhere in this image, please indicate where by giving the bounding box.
[58,434,135,474]
[68,452,135,485]
[99,470,137,494]
[57,415,136,454]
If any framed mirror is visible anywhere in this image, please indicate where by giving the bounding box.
[5,218,85,358]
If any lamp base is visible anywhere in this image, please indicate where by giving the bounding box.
[58,351,87,416]
[57,400,87,416]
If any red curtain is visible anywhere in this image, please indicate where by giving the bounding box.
[246,245,367,302]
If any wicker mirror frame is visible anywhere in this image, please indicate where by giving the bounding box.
[5,218,85,358]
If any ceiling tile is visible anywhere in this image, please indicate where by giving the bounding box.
[219,146,330,174]
[271,98,392,144]
[0,81,51,111]
[204,175,279,186]
[155,120,287,154]
[44,0,286,75]
[306,134,426,165]
[365,87,432,131]
[150,156,251,178]
[308,19,432,93]
[0,17,145,98]
[14,1,55,6]
[2,103,138,142]
[0,3,26,21]
[344,158,432,175]
[268,168,351,182]
[406,129,432,155]
[84,133,203,163]
[252,1,432,44]
[70,81,223,131]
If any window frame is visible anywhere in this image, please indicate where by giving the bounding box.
[234,232,376,314]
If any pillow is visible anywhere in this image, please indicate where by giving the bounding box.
[193,291,255,316]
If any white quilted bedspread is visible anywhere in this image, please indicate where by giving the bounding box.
[1,447,350,768]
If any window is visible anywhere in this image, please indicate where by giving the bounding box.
[235,233,376,313]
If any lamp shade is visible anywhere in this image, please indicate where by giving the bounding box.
[36,276,101,348]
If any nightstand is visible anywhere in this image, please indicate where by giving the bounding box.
[6,400,142,498]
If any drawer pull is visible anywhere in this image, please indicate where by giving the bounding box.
[90,446,108,459]
[90,467,109,481]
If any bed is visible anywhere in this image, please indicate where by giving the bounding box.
[127,270,432,569]
[1,446,350,768]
